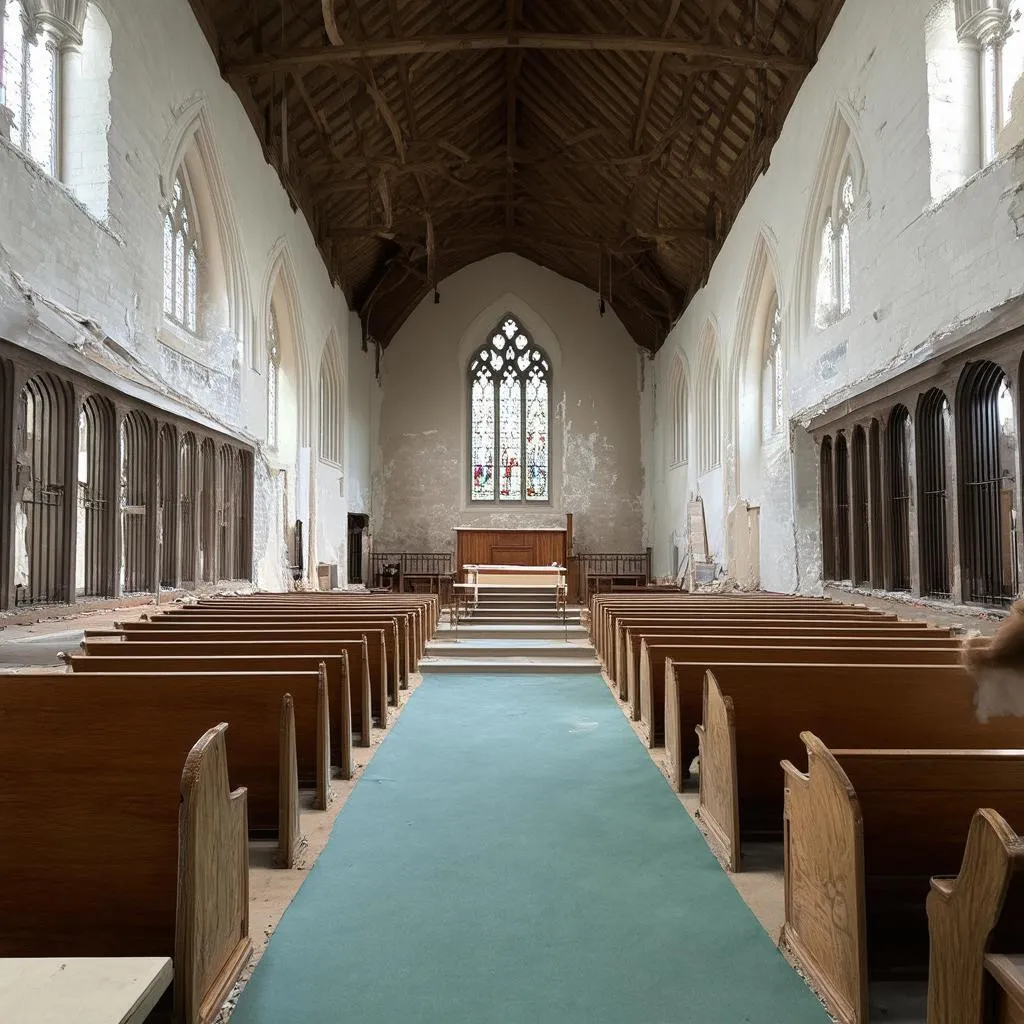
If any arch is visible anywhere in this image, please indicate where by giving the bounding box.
[468,313,552,503]
[794,104,867,345]
[121,409,152,594]
[16,373,73,605]
[319,331,344,465]
[851,424,870,585]
[235,448,254,581]
[917,387,952,599]
[178,431,198,586]
[198,437,216,582]
[159,99,251,362]
[76,393,116,598]
[957,360,1018,606]
[668,351,689,467]
[887,404,912,592]
[820,435,837,581]
[157,424,178,588]
[696,321,721,474]
[834,431,851,580]
[217,445,237,581]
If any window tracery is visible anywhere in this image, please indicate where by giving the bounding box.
[267,306,280,452]
[763,296,784,438]
[162,173,200,333]
[815,169,856,326]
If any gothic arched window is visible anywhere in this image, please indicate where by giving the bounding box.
[162,172,200,333]
[267,306,280,451]
[763,295,784,438]
[815,167,856,327]
[469,316,551,503]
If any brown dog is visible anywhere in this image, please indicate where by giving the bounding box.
[962,601,1024,721]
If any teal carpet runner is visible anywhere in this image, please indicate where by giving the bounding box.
[230,673,828,1023]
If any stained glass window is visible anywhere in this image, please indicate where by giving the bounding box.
[163,173,200,333]
[469,317,550,502]
[267,306,280,451]
[2,0,57,175]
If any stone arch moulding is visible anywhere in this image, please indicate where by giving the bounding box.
[793,101,867,351]
[159,96,252,364]
[728,227,785,500]
[695,315,722,476]
[456,292,564,512]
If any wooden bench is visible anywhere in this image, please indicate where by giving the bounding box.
[622,620,953,712]
[11,669,328,866]
[654,636,960,779]
[926,808,1024,1024]
[0,708,250,1024]
[81,635,373,748]
[98,625,391,731]
[158,605,417,683]
[130,616,404,704]
[780,732,1024,1023]
[697,663,1024,871]
[64,651,352,781]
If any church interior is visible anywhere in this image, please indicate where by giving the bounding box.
[3,0,1024,1021]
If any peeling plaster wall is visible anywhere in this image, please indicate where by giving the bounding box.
[375,254,643,554]
[345,310,375,517]
[644,0,1024,593]
[0,0,367,591]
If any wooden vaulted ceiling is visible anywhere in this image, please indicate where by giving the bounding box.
[187,0,845,353]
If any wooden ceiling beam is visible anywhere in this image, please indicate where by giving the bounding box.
[321,0,344,46]
[633,0,682,151]
[226,32,810,75]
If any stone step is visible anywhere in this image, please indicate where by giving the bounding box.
[420,657,600,674]
[460,609,581,620]
[426,641,593,659]
[455,614,579,625]
[435,624,589,641]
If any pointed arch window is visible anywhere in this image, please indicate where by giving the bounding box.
[162,173,200,333]
[763,296,784,438]
[469,316,551,503]
[815,168,856,327]
[670,357,689,467]
[267,306,280,452]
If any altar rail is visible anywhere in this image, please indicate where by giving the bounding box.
[573,549,653,603]
[370,552,453,603]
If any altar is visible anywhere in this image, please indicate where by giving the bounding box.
[453,518,572,575]
[463,564,566,587]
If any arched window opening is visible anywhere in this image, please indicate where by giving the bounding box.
[162,172,200,333]
[820,436,837,581]
[76,394,115,598]
[267,305,281,452]
[698,347,721,473]
[319,344,343,465]
[198,438,215,582]
[887,405,912,592]
[762,295,784,439]
[469,316,550,503]
[957,361,1019,606]
[178,432,198,586]
[917,388,952,599]
[1,0,58,174]
[121,410,151,595]
[815,167,857,327]
[851,425,870,585]
[217,445,237,581]
[868,419,884,586]
[157,425,177,589]
[235,449,253,581]
[834,432,852,580]
[669,356,688,466]
[16,373,71,605]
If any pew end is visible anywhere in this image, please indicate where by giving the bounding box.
[926,808,1024,1024]
[277,694,301,869]
[779,731,868,1024]
[174,722,253,1024]
[695,670,741,872]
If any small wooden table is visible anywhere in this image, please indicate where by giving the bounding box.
[0,956,173,1024]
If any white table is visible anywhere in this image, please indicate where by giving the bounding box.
[0,956,173,1024]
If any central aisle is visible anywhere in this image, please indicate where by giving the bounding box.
[230,673,828,1023]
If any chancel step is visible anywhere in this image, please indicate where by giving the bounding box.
[435,624,589,641]
[420,657,599,674]
[426,641,594,659]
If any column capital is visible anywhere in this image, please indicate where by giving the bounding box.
[34,0,87,48]
[956,0,1012,47]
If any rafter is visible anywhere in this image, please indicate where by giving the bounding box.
[226,32,810,76]
[321,0,343,46]
[633,0,682,151]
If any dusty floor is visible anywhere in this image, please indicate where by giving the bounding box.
[0,589,980,1024]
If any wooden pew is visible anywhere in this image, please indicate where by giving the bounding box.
[64,651,352,781]
[625,621,954,713]
[81,635,374,748]
[156,606,415,686]
[781,734,1024,1024]
[696,663,1024,871]
[129,615,404,705]
[0,705,250,1024]
[927,808,1024,1024]
[654,637,960,779]
[10,669,328,866]
[97,625,391,731]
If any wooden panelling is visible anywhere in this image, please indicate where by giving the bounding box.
[455,528,567,575]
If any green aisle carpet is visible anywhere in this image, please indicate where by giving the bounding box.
[229,673,828,1023]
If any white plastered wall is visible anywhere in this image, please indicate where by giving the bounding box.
[644,0,1024,593]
